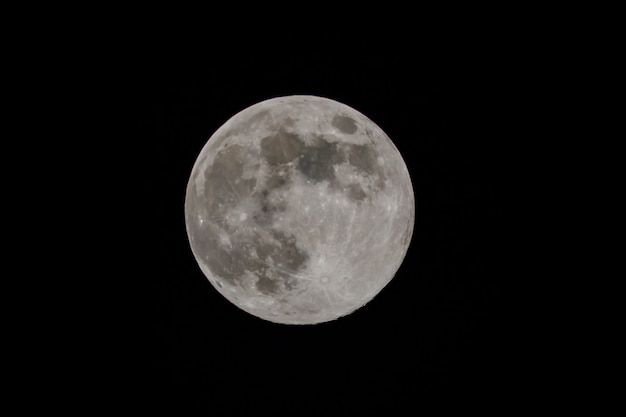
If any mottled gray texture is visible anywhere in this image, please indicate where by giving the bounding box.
[185,95,414,325]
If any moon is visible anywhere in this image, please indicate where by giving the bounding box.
[185,95,414,325]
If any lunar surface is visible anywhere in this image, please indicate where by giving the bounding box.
[185,95,414,324]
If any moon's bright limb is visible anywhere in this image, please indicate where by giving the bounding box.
[185,95,414,325]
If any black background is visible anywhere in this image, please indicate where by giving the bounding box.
[106,47,521,414]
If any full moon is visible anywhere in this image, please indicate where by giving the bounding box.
[185,95,414,324]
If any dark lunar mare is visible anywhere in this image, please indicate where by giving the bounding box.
[201,144,257,218]
[261,130,303,165]
[331,115,358,134]
[190,142,310,295]
[297,138,344,182]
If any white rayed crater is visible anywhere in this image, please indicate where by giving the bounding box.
[185,95,414,325]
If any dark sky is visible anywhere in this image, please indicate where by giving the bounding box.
[107,49,521,414]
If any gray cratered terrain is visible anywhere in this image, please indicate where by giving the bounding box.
[185,95,414,324]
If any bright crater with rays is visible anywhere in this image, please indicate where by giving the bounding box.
[185,95,414,324]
